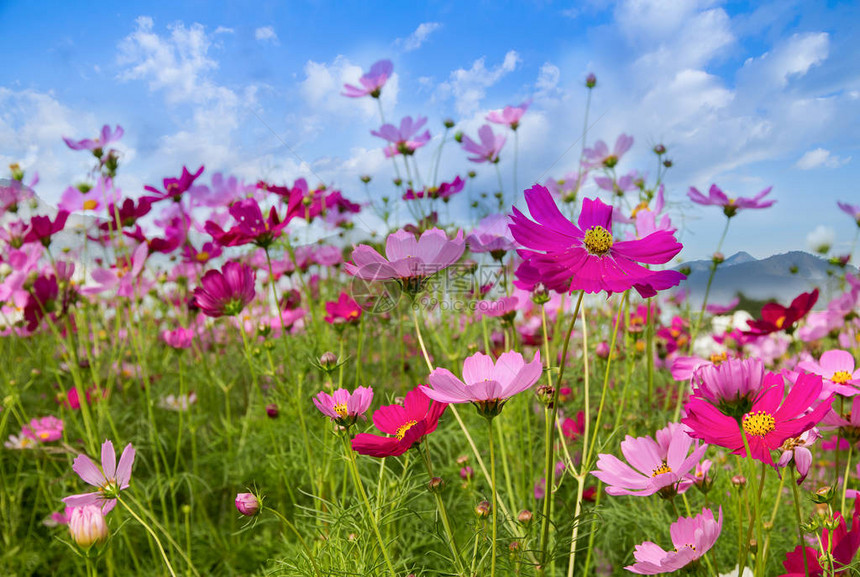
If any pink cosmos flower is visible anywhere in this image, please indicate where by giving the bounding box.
[509,185,684,297]
[838,202,860,227]
[143,166,205,204]
[344,228,465,292]
[351,388,446,458]
[461,125,506,164]
[706,297,740,315]
[313,386,374,427]
[23,211,69,247]
[683,372,833,467]
[235,493,261,516]
[59,177,120,214]
[796,349,860,397]
[22,416,64,442]
[324,292,362,326]
[192,261,256,318]
[161,327,194,349]
[486,100,530,130]
[688,184,775,218]
[591,422,707,498]
[625,508,723,575]
[63,439,136,513]
[467,214,516,255]
[0,178,35,215]
[688,357,765,415]
[545,171,589,203]
[371,116,431,158]
[63,124,124,152]
[205,198,290,248]
[582,134,633,169]
[777,428,819,484]
[342,59,394,98]
[421,351,542,418]
[82,243,149,298]
[477,296,520,320]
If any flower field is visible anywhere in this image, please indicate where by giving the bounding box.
[3,58,860,577]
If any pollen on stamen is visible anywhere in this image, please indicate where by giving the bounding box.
[651,462,672,477]
[831,371,853,385]
[583,226,614,256]
[395,420,418,440]
[742,410,775,437]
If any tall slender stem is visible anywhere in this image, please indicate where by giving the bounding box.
[690,217,732,348]
[420,445,466,576]
[790,467,811,577]
[488,417,498,577]
[538,291,585,569]
[267,507,322,577]
[117,496,178,577]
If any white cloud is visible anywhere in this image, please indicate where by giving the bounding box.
[806,225,835,253]
[437,51,521,116]
[739,32,829,89]
[795,148,850,170]
[535,63,561,95]
[255,26,278,44]
[398,22,441,52]
[214,26,234,35]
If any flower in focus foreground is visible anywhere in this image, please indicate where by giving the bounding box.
[351,388,446,458]
[421,351,542,418]
[314,386,374,427]
[63,440,135,513]
[683,372,833,467]
[235,492,261,517]
[509,185,684,297]
[193,261,256,318]
[591,422,707,498]
[625,507,723,574]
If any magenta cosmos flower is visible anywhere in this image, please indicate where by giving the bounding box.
[777,428,819,484]
[342,59,393,98]
[461,124,506,164]
[143,166,205,204]
[313,386,374,427]
[486,100,530,130]
[838,201,860,227]
[582,134,633,169]
[351,388,446,458]
[626,507,723,575]
[421,351,542,418]
[688,357,766,417]
[344,228,465,293]
[63,440,135,513]
[324,292,362,326]
[683,371,833,467]
[796,349,860,397]
[205,198,290,249]
[509,185,685,297]
[688,184,775,218]
[371,116,431,158]
[193,261,256,318]
[591,422,707,498]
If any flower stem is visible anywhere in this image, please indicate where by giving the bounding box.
[421,446,467,576]
[342,436,397,577]
[841,442,853,518]
[790,467,811,577]
[487,417,498,577]
[690,217,731,349]
[118,495,178,577]
[538,291,585,569]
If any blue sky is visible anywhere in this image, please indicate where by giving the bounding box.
[1,0,859,261]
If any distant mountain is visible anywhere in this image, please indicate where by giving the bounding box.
[678,251,856,308]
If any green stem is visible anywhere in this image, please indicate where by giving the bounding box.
[118,495,178,577]
[343,436,397,577]
[842,442,853,518]
[488,417,498,577]
[790,467,811,577]
[421,445,466,576]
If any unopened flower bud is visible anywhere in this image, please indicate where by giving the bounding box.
[456,455,469,465]
[235,492,261,516]
[653,144,666,155]
[266,403,279,419]
[443,119,455,129]
[428,477,444,493]
[319,352,338,370]
[360,175,371,184]
[509,541,520,551]
[517,510,533,524]
[811,486,836,504]
[586,73,597,88]
[460,466,474,481]
[731,475,746,488]
[468,170,477,179]
[531,283,550,305]
[595,341,610,359]
[662,159,673,168]
[68,505,108,549]
[712,252,725,264]
[475,501,491,518]
[454,131,463,143]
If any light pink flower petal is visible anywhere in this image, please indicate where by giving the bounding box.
[72,454,105,487]
[101,440,117,480]
[116,444,135,488]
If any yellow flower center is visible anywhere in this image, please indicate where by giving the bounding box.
[631,201,650,217]
[742,410,775,437]
[395,420,418,440]
[196,251,210,263]
[38,431,51,440]
[709,352,728,366]
[82,199,98,210]
[831,371,853,385]
[775,316,786,329]
[334,403,348,418]
[651,462,672,477]
[583,226,614,256]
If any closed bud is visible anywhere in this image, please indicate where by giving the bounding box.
[811,486,836,504]
[748,539,757,554]
[393,178,402,187]
[712,252,725,264]
[319,352,338,370]
[586,73,597,88]
[531,283,550,305]
[517,510,533,524]
[68,505,109,549]
[662,159,673,168]
[460,466,474,481]
[468,170,477,179]
[360,175,371,184]
[595,341,610,359]
[454,131,463,143]
[428,477,444,493]
[443,119,455,129]
[653,144,666,155]
[731,475,747,488]
[235,492,261,517]
[475,501,491,518]
[266,403,279,419]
